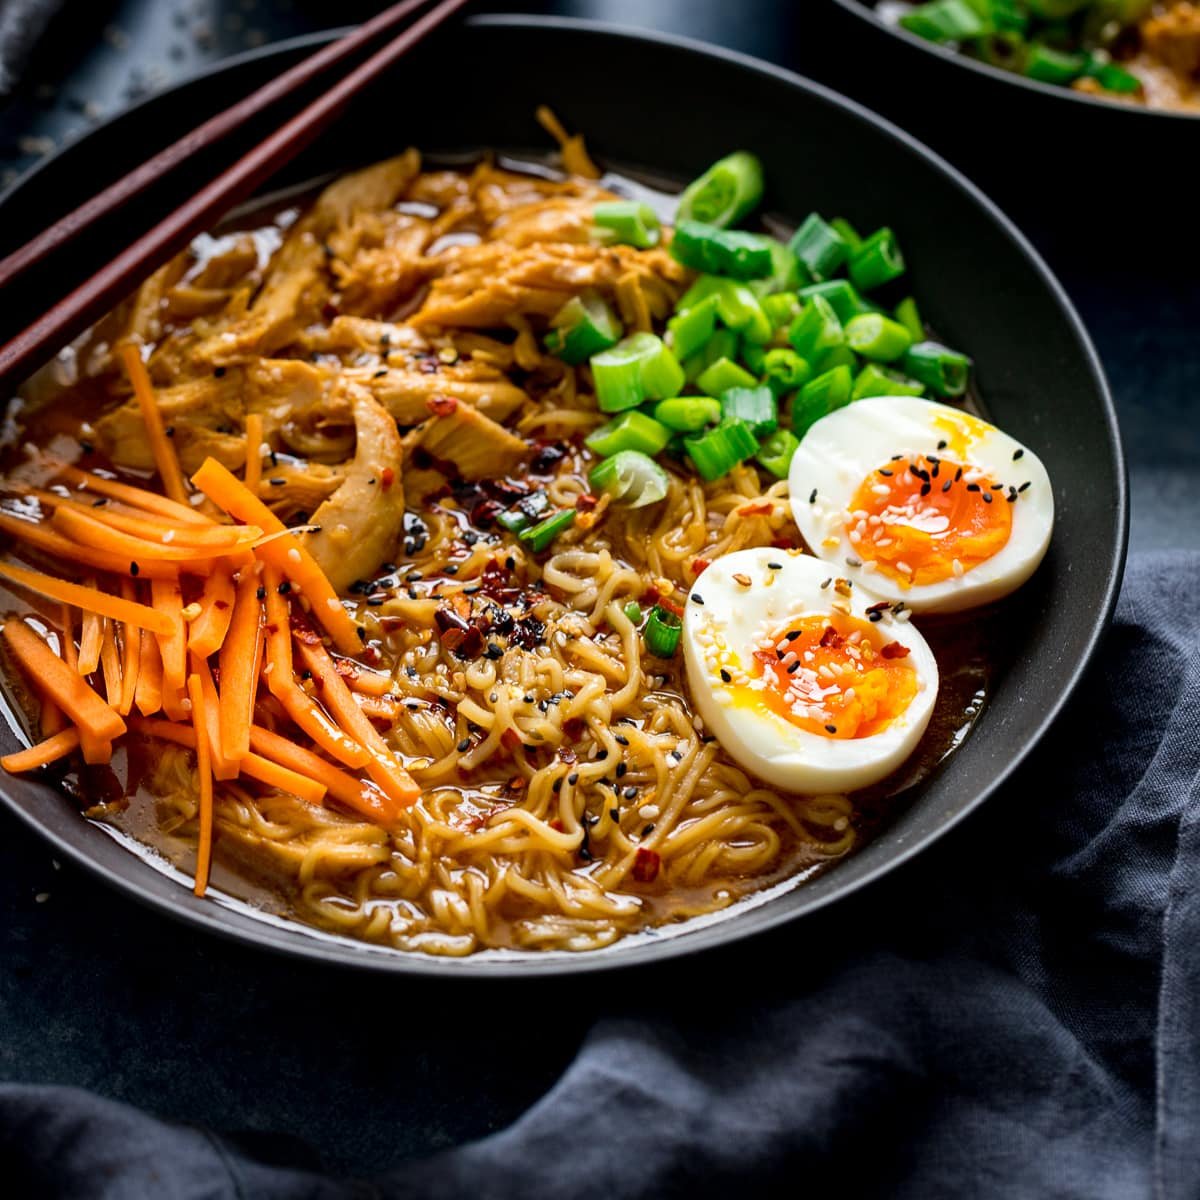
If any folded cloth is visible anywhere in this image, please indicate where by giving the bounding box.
[0,0,61,94]
[1,549,1196,1200]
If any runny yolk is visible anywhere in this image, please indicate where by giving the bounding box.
[846,454,1012,586]
[750,613,917,740]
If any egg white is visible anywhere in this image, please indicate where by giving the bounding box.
[788,396,1054,613]
[682,548,939,794]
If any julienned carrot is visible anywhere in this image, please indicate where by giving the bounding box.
[1,728,80,773]
[186,564,236,658]
[40,693,66,736]
[134,628,163,716]
[78,582,102,675]
[120,343,189,506]
[0,560,176,636]
[244,412,264,497]
[2,618,125,762]
[99,617,122,709]
[50,464,212,526]
[17,488,261,549]
[185,675,214,897]
[117,579,140,717]
[50,507,252,569]
[294,639,419,807]
[335,659,393,697]
[356,694,401,721]
[218,566,263,764]
[129,717,326,806]
[191,458,361,655]
[190,654,239,781]
[261,565,370,769]
[0,513,180,581]
[60,603,77,670]
[151,578,188,720]
[247,724,396,822]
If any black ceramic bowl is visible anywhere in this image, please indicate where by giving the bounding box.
[0,16,1126,976]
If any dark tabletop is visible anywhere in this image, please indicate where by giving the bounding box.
[1,0,1197,1180]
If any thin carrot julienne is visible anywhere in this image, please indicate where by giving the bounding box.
[218,565,264,764]
[190,653,240,781]
[119,343,189,506]
[0,728,80,773]
[50,506,253,567]
[184,675,214,897]
[186,564,236,658]
[0,512,180,581]
[78,579,103,675]
[152,578,188,721]
[99,617,122,710]
[48,464,211,526]
[117,579,140,716]
[244,412,264,496]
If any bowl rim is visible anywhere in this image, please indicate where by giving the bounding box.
[830,0,1200,121]
[0,13,1128,978]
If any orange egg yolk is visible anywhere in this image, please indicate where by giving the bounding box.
[846,454,1012,586]
[750,613,917,740]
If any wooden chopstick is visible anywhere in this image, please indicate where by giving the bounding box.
[0,0,471,388]
[0,0,439,297]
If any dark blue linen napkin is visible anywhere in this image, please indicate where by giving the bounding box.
[0,547,1196,1199]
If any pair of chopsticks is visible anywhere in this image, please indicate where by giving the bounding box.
[0,0,472,389]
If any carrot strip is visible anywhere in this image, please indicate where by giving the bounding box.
[294,639,419,807]
[40,693,66,736]
[60,603,77,670]
[218,566,264,764]
[191,457,361,655]
[0,560,175,636]
[50,506,252,568]
[356,694,400,721]
[248,724,396,822]
[0,513,180,581]
[130,717,326,806]
[1,728,80,773]
[2,618,124,762]
[186,564,236,658]
[119,343,188,506]
[116,579,141,716]
[99,617,122,710]
[78,580,103,675]
[336,659,393,697]
[151,578,187,722]
[134,627,163,716]
[190,653,239,781]
[261,565,370,769]
[243,412,264,497]
[185,674,214,897]
[49,465,212,526]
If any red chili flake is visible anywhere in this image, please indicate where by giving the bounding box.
[771,536,796,551]
[425,394,458,417]
[559,748,577,765]
[380,467,395,491]
[501,727,524,752]
[632,848,661,883]
[562,717,586,742]
[549,819,565,833]
[639,585,661,606]
[819,625,844,649]
[881,641,911,660]
[575,493,598,513]
[692,557,711,576]
[214,600,230,611]
[738,500,773,517]
[362,645,382,666]
[657,596,684,618]
[265,623,279,636]
[321,301,340,322]
[508,776,526,791]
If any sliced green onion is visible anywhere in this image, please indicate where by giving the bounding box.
[761,292,801,330]
[893,296,925,343]
[667,295,719,361]
[585,411,672,457]
[741,342,767,375]
[793,365,854,438]
[654,395,722,432]
[902,341,972,397]
[519,509,576,552]
[719,385,778,438]
[670,220,774,280]
[675,151,764,229]
[978,30,1028,70]
[763,348,813,394]
[496,491,550,533]
[898,0,989,42]
[845,313,914,362]
[749,238,802,297]
[624,601,643,624]
[592,200,661,249]
[685,417,760,481]
[849,228,906,293]
[683,328,740,383]
[787,294,845,362]
[545,292,622,365]
[799,280,873,324]
[1024,42,1087,85]
[788,213,851,282]
[851,363,926,402]
[1025,0,1092,19]
[1085,56,1143,94]
[644,604,682,657]
[696,357,758,399]
[588,450,671,509]
[676,276,771,343]
[592,332,684,412]
[756,428,801,478]
[830,218,862,252]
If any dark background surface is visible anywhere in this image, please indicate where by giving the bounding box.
[0,0,1195,1178]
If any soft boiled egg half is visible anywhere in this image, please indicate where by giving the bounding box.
[789,396,1053,613]
[682,548,938,794]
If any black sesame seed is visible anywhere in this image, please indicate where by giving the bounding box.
[820,578,831,589]
[891,453,904,461]
[967,483,981,493]
[787,661,800,673]
[456,738,470,753]
[485,642,503,659]
[720,669,732,683]
[982,492,993,503]
[357,626,367,641]
[79,440,94,455]
[920,483,931,496]
[614,734,629,746]
[878,468,893,477]
[942,480,952,493]
[213,367,226,378]
[609,809,620,821]
[955,467,963,481]
[366,596,385,606]
[268,477,286,487]
[277,581,291,595]
[809,488,817,504]
[767,562,782,571]
[129,562,139,576]
[1013,448,1024,460]
[255,585,266,600]
[300,670,313,681]
[786,630,801,641]
[846,557,862,568]
[825,724,838,734]
[690,593,704,605]
[868,611,883,622]
[642,824,655,836]
[164,425,175,438]
[505,556,516,570]
[568,772,579,786]
[1007,491,1018,502]
[552,778,563,793]
[624,787,638,800]
[1019,481,1031,492]
[596,748,608,760]
[616,762,628,779]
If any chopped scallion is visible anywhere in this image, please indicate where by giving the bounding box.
[519,509,576,552]
[585,411,672,457]
[675,151,764,229]
[667,295,719,361]
[644,604,682,657]
[685,417,760,481]
[719,385,778,437]
[851,363,926,402]
[588,450,671,508]
[787,294,845,362]
[902,341,972,397]
[592,200,661,249]
[756,428,801,478]
[545,292,622,364]
[849,228,905,292]
[793,365,854,437]
[845,313,914,362]
[788,213,851,282]
[654,396,722,432]
[592,332,685,412]
[670,220,775,280]
[696,357,758,398]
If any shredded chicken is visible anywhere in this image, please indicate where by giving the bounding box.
[408,397,527,480]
